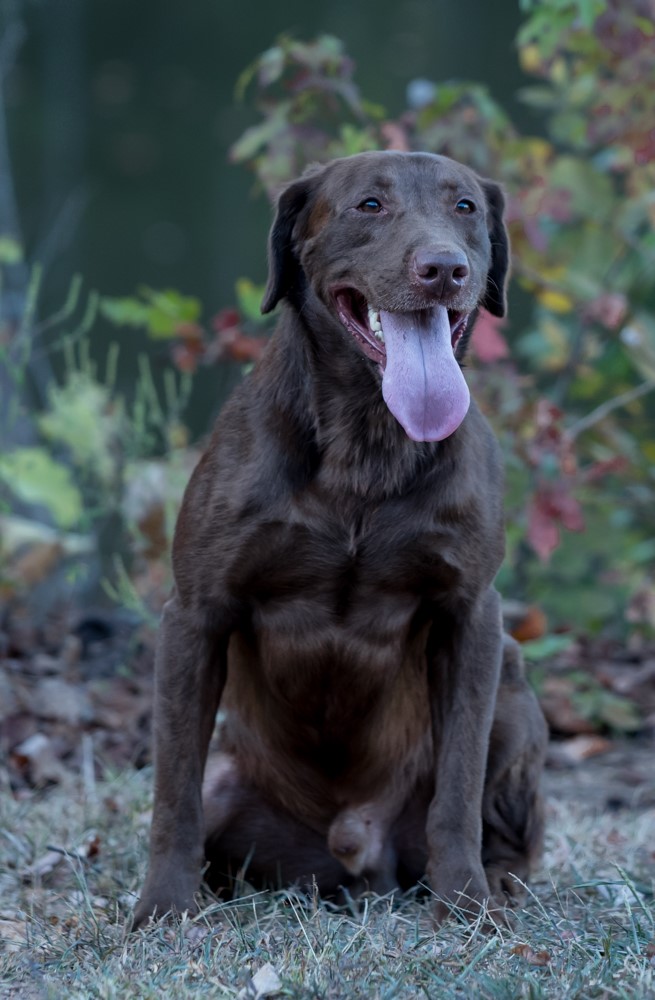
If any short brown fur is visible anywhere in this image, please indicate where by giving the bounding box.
[134,151,548,927]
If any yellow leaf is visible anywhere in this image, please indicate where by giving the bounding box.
[550,57,567,85]
[539,265,567,282]
[519,45,542,74]
[525,138,552,167]
[538,290,574,314]
[539,318,570,370]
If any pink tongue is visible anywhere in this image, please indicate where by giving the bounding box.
[380,306,470,442]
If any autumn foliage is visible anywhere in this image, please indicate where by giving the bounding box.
[3,1,655,638]
[221,4,655,634]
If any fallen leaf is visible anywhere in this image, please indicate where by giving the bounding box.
[11,542,63,587]
[238,962,283,999]
[540,677,599,735]
[510,605,548,643]
[30,678,95,726]
[21,848,65,882]
[11,732,68,786]
[547,735,612,767]
[0,916,28,953]
[21,833,101,883]
[510,943,551,966]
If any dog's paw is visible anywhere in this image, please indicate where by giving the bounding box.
[484,861,529,909]
[427,862,509,928]
[431,893,513,931]
[132,872,199,930]
[132,894,199,930]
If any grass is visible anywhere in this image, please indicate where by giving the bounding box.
[1,767,654,999]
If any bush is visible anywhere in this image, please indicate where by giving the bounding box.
[2,1,654,639]
[223,4,655,636]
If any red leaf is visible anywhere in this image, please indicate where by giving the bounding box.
[527,496,560,561]
[380,121,411,151]
[172,343,201,373]
[211,308,241,333]
[582,293,628,330]
[556,492,585,532]
[535,398,564,430]
[527,482,585,560]
[175,322,204,342]
[471,309,509,363]
[224,334,267,363]
[583,456,628,483]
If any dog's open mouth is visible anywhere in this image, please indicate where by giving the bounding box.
[333,288,471,443]
[334,289,469,366]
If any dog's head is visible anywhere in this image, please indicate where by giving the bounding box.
[262,151,509,443]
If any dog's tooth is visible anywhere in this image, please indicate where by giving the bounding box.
[367,305,383,335]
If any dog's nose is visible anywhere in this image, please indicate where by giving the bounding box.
[412,249,469,298]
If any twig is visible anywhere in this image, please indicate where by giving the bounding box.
[565,380,655,441]
[81,732,97,804]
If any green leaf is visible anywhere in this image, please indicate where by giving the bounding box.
[619,314,655,383]
[0,448,83,528]
[100,296,151,328]
[38,372,122,483]
[229,105,292,165]
[549,157,613,219]
[597,695,642,733]
[140,288,201,338]
[330,124,380,158]
[257,45,285,87]
[100,288,201,339]
[577,0,605,30]
[0,235,24,264]
[235,278,267,323]
[522,634,575,661]
[635,16,655,35]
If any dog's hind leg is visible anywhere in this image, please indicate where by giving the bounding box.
[202,755,350,897]
[482,635,548,905]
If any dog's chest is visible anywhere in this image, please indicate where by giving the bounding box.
[233,507,464,627]
[225,504,465,745]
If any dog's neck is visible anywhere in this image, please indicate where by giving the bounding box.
[266,302,449,501]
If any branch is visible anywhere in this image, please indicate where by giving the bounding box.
[565,380,655,441]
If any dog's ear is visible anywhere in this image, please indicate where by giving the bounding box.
[480,180,510,318]
[261,167,323,315]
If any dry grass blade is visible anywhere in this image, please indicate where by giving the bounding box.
[0,767,654,998]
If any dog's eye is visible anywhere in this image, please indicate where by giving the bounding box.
[455,198,476,214]
[358,198,383,213]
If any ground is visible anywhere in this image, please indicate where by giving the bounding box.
[1,602,654,998]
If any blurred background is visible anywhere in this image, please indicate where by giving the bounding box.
[2,0,655,760]
[4,0,530,319]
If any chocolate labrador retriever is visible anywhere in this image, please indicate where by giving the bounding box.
[134,151,548,927]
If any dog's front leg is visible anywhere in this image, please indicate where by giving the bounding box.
[133,595,227,927]
[425,587,503,922]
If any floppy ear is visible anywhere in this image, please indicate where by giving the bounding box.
[261,171,321,315]
[480,180,510,318]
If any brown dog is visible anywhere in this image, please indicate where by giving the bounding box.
[134,151,548,927]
